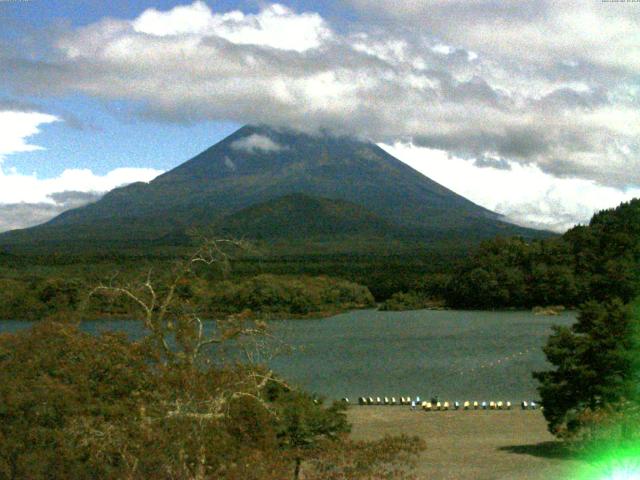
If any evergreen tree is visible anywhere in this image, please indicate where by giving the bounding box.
[534,298,639,437]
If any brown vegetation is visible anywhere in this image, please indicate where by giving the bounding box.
[0,240,420,480]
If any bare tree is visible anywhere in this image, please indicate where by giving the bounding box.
[86,238,289,422]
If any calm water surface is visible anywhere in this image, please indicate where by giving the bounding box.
[0,309,575,401]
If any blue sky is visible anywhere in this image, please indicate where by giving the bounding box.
[0,0,354,179]
[0,0,639,232]
[1,0,352,28]
[1,0,246,178]
[0,94,240,177]
[0,0,352,177]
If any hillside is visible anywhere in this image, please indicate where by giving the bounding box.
[0,125,549,252]
[215,193,401,239]
[443,198,640,308]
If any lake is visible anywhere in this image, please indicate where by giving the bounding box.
[0,309,575,402]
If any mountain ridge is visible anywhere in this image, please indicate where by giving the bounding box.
[0,125,551,251]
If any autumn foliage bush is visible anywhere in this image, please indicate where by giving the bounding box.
[0,321,422,480]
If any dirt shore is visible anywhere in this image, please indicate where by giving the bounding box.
[348,406,591,479]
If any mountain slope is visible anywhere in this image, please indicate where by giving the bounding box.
[215,193,401,239]
[0,125,549,250]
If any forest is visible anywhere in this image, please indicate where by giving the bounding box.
[1,199,639,319]
[442,199,640,309]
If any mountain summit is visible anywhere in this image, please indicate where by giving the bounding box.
[0,125,547,250]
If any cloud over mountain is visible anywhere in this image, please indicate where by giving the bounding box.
[3,1,638,192]
[1,1,638,233]
[383,143,640,232]
[231,133,287,153]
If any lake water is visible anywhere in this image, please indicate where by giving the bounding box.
[0,309,575,402]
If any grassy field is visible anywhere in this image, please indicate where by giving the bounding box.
[348,407,593,479]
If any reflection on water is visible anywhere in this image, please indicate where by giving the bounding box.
[0,309,575,400]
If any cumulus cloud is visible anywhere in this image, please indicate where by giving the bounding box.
[0,166,163,205]
[344,0,640,73]
[3,1,638,191]
[230,133,287,153]
[0,110,163,232]
[132,1,331,51]
[1,1,639,231]
[0,111,60,159]
[383,142,640,232]
[0,98,93,131]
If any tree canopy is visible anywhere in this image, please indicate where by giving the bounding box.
[533,298,639,438]
[445,199,640,309]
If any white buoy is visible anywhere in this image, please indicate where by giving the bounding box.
[521,401,528,410]
[506,401,512,410]
[376,397,382,405]
[384,397,390,405]
[391,397,397,405]
[454,401,460,410]
[482,401,488,410]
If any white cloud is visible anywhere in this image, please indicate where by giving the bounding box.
[0,111,60,159]
[382,142,640,232]
[0,192,103,233]
[0,165,163,232]
[344,0,640,72]
[5,1,635,191]
[2,1,640,232]
[0,167,163,205]
[223,156,236,171]
[132,1,331,52]
[230,133,287,153]
[0,109,164,231]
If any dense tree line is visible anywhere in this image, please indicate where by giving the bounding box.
[0,277,83,321]
[445,199,640,309]
[206,274,374,317]
[0,274,374,321]
[0,248,462,304]
[2,199,638,318]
